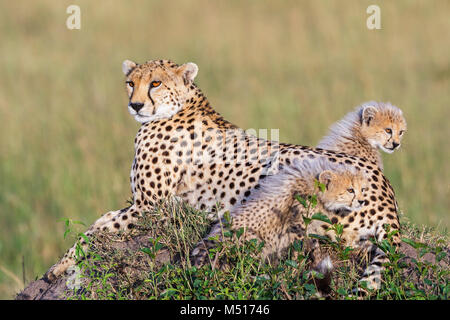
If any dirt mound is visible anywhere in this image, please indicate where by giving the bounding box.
[16,231,448,300]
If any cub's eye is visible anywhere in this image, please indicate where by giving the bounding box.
[399,130,404,136]
[150,81,162,88]
[385,128,392,134]
[347,188,354,194]
[361,187,368,193]
[126,81,134,88]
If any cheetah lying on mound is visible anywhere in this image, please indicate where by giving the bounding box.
[47,59,402,293]
[318,101,407,171]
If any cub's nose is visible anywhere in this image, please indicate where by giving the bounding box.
[130,102,144,113]
[392,142,400,149]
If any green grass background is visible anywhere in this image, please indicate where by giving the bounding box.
[0,0,448,298]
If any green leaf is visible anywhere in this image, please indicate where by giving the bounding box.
[223,211,231,223]
[379,239,393,253]
[302,216,311,226]
[332,223,344,236]
[140,247,155,259]
[304,283,316,293]
[316,180,326,192]
[419,247,430,258]
[310,270,324,279]
[72,220,86,226]
[311,212,332,224]
[337,287,348,296]
[223,231,233,238]
[295,195,308,208]
[236,227,245,239]
[308,233,331,243]
[285,260,298,268]
[207,235,220,242]
[78,233,90,244]
[309,195,318,208]
[436,251,446,262]
[154,242,164,252]
[161,288,178,298]
[256,275,270,282]
[292,239,303,252]
[401,238,426,250]
[193,279,202,288]
[63,228,71,240]
[342,246,354,255]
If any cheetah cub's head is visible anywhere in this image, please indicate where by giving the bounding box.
[359,102,407,154]
[317,167,368,214]
[122,59,198,123]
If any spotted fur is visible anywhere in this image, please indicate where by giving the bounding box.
[191,158,368,261]
[318,101,407,170]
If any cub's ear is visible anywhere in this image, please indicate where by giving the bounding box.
[177,62,198,85]
[122,60,137,75]
[361,105,377,126]
[318,170,335,189]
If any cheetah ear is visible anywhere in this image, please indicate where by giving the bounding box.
[361,105,377,126]
[318,170,335,189]
[177,62,198,85]
[122,60,137,76]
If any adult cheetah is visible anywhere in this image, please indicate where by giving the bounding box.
[47,60,401,291]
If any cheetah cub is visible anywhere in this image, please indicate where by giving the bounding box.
[192,158,368,267]
[317,101,407,170]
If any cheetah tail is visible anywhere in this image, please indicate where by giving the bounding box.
[311,255,334,295]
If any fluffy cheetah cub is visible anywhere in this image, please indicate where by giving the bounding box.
[318,101,407,170]
[192,158,368,266]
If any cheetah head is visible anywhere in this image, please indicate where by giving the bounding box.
[122,59,198,123]
[359,103,407,154]
[317,168,368,214]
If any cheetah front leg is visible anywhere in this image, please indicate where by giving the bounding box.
[46,205,141,281]
[191,220,228,268]
[358,245,388,292]
[355,226,399,294]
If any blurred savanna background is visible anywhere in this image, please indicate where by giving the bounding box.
[0,0,449,298]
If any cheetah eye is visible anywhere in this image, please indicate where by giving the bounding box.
[126,81,134,88]
[347,188,354,194]
[150,81,162,88]
[385,128,392,134]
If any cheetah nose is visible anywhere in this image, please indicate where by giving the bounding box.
[392,142,400,149]
[130,102,144,113]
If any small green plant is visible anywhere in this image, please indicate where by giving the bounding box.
[140,237,164,260]
[59,218,90,261]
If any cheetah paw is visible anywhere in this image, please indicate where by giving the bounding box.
[45,257,76,282]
